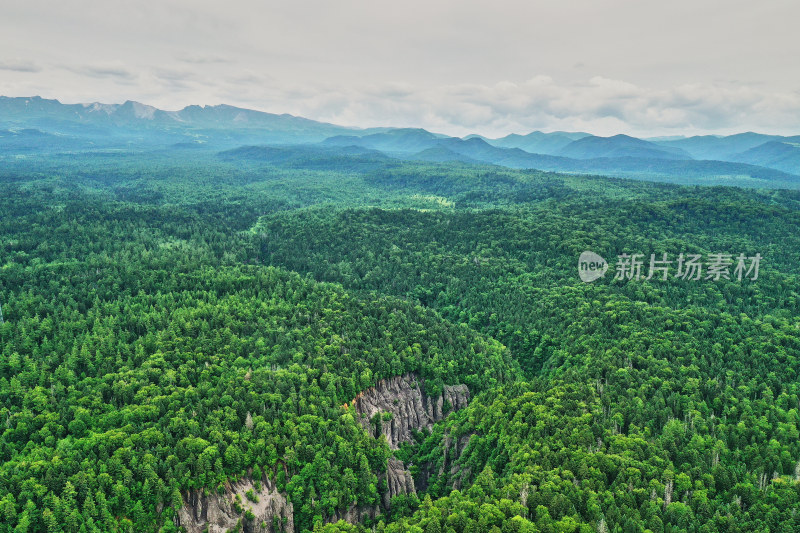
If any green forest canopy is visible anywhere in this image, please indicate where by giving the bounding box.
[2,151,800,532]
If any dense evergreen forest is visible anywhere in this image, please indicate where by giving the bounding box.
[2,150,800,532]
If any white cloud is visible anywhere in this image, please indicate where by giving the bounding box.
[67,63,138,81]
[1,0,799,136]
[255,77,800,137]
[0,60,41,73]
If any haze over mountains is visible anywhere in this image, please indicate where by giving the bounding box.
[2,96,799,188]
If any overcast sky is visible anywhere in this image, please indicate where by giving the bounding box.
[2,0,799,137]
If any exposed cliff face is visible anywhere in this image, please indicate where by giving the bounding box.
[342,373,471,512]
[442,433,475,491]
[383,457,416,508]
[350,373,470,449]
[324,456,419,523]
[415,431,474,493]
[177,476,293,533]
[325,503,379,525]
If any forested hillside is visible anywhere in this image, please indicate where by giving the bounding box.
[2,150,800,532]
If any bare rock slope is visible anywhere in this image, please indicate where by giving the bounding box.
[349,373,469,449]
[177,476,293,533]
[345,373,470,508]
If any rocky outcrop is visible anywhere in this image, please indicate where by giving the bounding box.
[349,373,470,449]
[444,433,475,491]
[415,431,474,493]
[176,476,293,533]
[325,503,379,525]
[341,373,470,512]
[324,456,419,524]
[383,457,416,508]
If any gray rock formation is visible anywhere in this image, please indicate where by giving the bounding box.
[177,476,293,533]
[344,373,470,509]
[325,503,379,525]
[444,433,475,491]
[415,431,474,493]
[350,373,470,449]
[383,457,416,508]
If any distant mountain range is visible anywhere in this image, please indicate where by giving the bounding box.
[556,134,692,160]
[317,128,799,185]
[0,95,380,147]
[652,132,792,160]
[2,96,799,188]
[727,140,800,175]
[466,130,590,154]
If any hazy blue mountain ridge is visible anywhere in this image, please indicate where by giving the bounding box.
[2,96,799,187]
